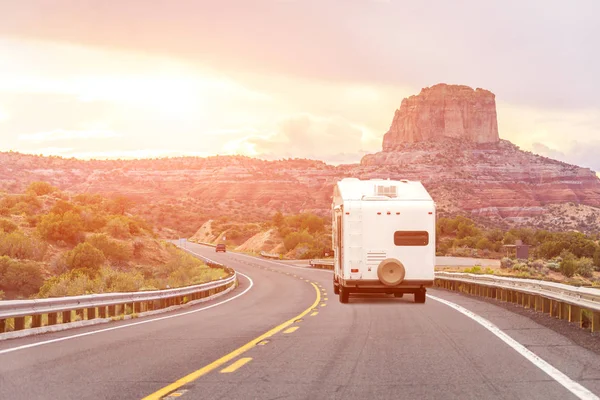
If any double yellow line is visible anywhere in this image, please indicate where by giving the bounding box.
[142,282,321,399]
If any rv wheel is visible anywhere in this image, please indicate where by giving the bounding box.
[333,282,339,295]
[339,286,349,303]
[414,289,426,304]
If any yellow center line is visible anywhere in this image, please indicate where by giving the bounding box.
[283,326,299,334]
[220,357,252,373]
[320,303,327,307]
[310,312,318,316]
[141,282,321,400]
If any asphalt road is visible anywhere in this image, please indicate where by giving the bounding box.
[1,242,599,400]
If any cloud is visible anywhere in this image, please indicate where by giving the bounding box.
[18,129,120,143]
[1,1,599,109]
[223,113,381,163]
[532,141,600,172]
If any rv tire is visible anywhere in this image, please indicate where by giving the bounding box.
[333,283,339,295]
[339,286,349,303]
[414,289,426,304]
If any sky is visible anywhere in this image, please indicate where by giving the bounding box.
[0,0,599,170]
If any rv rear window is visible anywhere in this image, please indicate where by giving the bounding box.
[394,231,429,246]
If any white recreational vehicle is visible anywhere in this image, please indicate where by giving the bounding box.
[332,178,436,303]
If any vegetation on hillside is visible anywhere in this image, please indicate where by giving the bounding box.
[437,215,600,284]
[0,182,227,300]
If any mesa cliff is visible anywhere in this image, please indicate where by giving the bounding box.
[383,84,499,149]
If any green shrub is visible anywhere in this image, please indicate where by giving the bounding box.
[105,216,132,239]
[283,231,313,251]
[64,242,106,276]
[0,256,44,298]
[500,257,514,269]
[86,234,133,265]
[546,262,560,271]
[37,211,85,244]
[0,230,47,261]
[512,263,528,272]
[576,257,594,278]
[559,251,577,278]
[529,259,545,270]
[464,265,482,274]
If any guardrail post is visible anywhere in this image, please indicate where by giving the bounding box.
[14,317,25,331]
[0,319,5,333]
[32,315,42,328]
[134,302,141,313]
[62,311,71,323]
[542,298,550,314]
[76,309,84,321]
[87,307,96,320]
[48,313,57,325]
[569,305,582,325]
[107,305,116,317]
[98,306,107,318]
[592,312,600,333]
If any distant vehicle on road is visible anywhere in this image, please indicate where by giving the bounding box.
[332,178,436,304]
[215,243,226,252]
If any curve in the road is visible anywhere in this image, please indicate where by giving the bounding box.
[142,280,322,400]
[0,271,254,356]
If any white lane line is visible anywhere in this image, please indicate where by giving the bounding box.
[428,294,599,400]
[0,272,254,356]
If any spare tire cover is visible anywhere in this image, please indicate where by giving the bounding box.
[377,258,406,286]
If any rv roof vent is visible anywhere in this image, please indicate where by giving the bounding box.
[400,179,409,183]
[375,184,397,198]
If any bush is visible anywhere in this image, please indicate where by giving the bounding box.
[0,256,44,298]
[37,211,85,244]
[559,251,577,278]
[105,216,132,239]
[576,257,594,278]
[500,257,514,269]
[546,262,560,272]
[529,259,545,271]
[512,263,528,272]
[27,181,57,196]
[64,242,106,276]
[86,234,133,265]
[0,230,47,261]
[283,231,314,251]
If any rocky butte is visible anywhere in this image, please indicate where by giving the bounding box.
[382,84,499,148]
[363,83,600,226]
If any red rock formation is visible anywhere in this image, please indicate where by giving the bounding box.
[382,84,499,150]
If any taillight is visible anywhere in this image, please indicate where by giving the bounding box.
[351,268,359,273]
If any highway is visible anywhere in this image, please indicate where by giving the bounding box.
[1,241,599,400]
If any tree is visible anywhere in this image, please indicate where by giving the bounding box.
[272,211,284,228]
[27,181,57,196]
[65,242,106,275]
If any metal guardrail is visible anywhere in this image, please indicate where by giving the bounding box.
[309,259,334,269]
[259,251,280,259]
[435,272,600,332]
[0,264,237,334]
[307,259,600,332]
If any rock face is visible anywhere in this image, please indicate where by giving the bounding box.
[382,84,499,150]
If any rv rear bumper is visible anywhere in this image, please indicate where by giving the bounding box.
[342,279,434,292]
